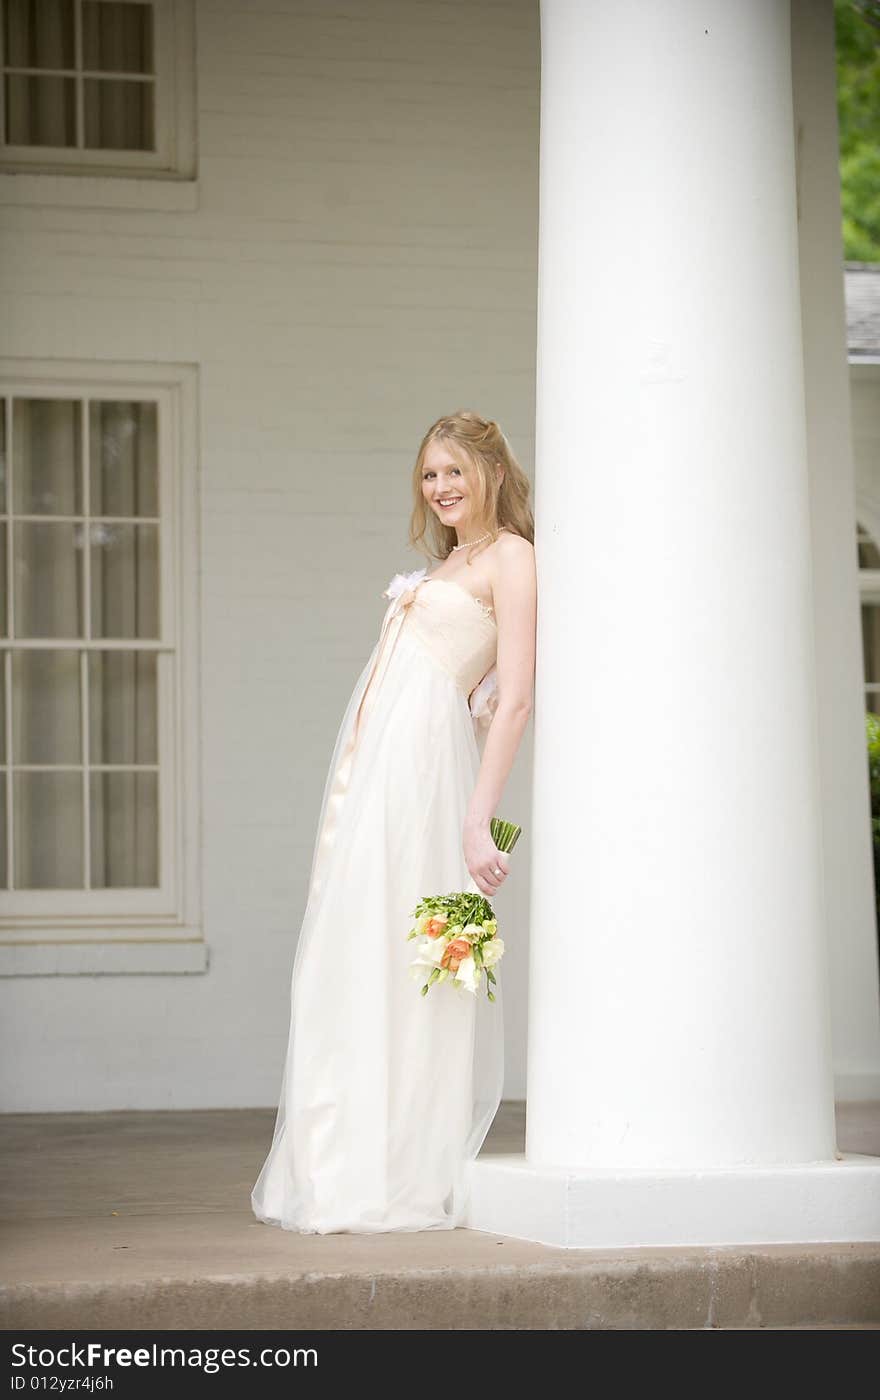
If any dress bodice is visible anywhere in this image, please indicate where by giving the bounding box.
[406,578,497,700]
[382,567,499,725]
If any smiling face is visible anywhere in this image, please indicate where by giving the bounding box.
[420,438,478,539]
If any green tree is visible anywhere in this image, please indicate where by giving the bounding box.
[835,0,880,261]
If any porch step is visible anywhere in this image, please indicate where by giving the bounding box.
[1,1103,878,1330]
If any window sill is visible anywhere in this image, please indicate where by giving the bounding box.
[0,937,209,977]
[0,171,199,212]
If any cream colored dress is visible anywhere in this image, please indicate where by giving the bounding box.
[251,565,503,1234]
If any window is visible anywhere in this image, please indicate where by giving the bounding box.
[858,520,880,714]
[0,0,195,180]
[0,361,203,975]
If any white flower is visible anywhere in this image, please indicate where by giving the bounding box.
[481,937,505,969]
[453,954,479,994]
[410,937,447,971]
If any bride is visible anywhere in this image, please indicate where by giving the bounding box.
[251,410,537,1234]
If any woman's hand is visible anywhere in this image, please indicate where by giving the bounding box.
[463,818,510,898]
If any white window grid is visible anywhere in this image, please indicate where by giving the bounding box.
[0,361,201,948]
[0,0,195,179]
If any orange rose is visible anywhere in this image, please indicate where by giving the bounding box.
[440,937,471,973]
[424,916,448,940]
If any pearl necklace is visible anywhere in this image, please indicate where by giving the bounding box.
[451,531,492,551]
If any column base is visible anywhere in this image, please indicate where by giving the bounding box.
[465,1153,880,1249]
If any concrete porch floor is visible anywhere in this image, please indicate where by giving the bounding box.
[1,1100,879,1330]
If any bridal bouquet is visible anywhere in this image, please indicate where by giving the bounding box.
[407,817,522,1001]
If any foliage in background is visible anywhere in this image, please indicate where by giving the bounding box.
[835,0,880,261]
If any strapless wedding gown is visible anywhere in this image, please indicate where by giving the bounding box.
[251,565,504,1234]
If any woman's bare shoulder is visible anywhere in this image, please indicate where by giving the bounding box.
[490,531,535,605]
[494,530,535,571]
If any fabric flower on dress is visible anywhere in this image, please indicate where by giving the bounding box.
[383,566,428,612]
[469,663,499,734]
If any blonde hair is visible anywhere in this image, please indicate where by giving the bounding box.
[409,410,534,566]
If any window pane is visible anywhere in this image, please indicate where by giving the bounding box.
[14,771,82,888]
[0,652,5,762]
[0,403,4,639]
[862,605,880,685]
[0,525,6,638]
[4,0,75,69]
[14,522,83,637]
[89,401,158,516]
[0,773,5,888]
[13,398,82,515]
[857,523,880,570]
[90,523,158,638]
[90,770,158,887]
[82,1,153,74]
[89,650,157,764]
[5,74,77,146]
[83,77,154,151]
[0,399,7,512]
[12,648,80,763]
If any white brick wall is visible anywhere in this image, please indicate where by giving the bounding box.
[0,0,539,1109]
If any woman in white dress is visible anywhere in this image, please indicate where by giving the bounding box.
[251,410,537,1234]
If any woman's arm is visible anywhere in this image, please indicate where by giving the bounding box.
[464,533,537,896]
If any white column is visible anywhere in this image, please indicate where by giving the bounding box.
[792,0,880,1103]
[467,0,880,1247]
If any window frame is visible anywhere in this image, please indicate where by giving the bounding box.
[0,0,196,199]
[0,357,204,976]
